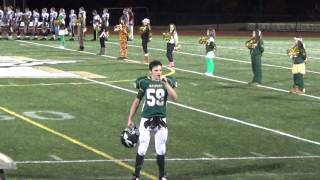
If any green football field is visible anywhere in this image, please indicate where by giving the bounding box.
[0,33,320,180]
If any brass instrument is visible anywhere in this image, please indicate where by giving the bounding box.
[94,22,101,31]
[174,43,182,51]
[139,26,146,35]
[114,24,122,32]
[287,46,300,58]
[198,36,209,45]
[162,31,171,41]
[245,38,257,49]
[75,18,81,26]
[54,19,62,26]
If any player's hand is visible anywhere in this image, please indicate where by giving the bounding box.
[128,120,135,128]
[160,75,168,83]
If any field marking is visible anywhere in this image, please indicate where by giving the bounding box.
[14,41,320,146]
[106,41,320,74]
[15,155,320,164]
[203,153,217,158]
[17,40,320,101]
[0,106,157,180]
[48,154,63,161]
[250,152,266,157]
[297,151,314,156]
[81,77,320,147]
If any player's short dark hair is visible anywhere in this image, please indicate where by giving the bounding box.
[149,60,162,71]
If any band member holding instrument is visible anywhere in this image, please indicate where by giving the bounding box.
[140,18,152,64]
[246,29,264,85]
[287,37,307,94]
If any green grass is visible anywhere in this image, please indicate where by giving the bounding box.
[0,33,320,179]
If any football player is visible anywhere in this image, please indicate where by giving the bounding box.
[41,8,49,40]
[31,9,40,39]
[127,60,177,180]
[68,9,77,40]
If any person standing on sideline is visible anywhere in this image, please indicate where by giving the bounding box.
[78,7,86,51]
[97,17,107,55]
[128,7,134,41]
[163,23,178,68]
[57,8,66,48]
[139,18,152,64]
[287,37,307,94]
[114,11,128,60]
[199,29,217,76]
[68,9,77,40]
[128,60,177,180]
[245,29,264,85]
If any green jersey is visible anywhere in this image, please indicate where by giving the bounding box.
[134,76,177,118]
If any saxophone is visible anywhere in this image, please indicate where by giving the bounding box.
[162,31,171,41]
[198,36,209,45]
[287,46,300,58]
[245,38,257,49]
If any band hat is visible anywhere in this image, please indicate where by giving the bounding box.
[142,18,150,24]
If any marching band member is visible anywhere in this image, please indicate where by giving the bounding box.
[163,23,178,68]
[246,29,264,85]
[140,18,151,64]
[78,7,86,51]
[287,37,307,94]
[31,9,40,39]
[58,8,66,48]
[92,9,101,41]
[199,29,217,76]
[115,12,128,60]
[128,7,134,41]
[68,9,77,40]
[41,8,49,40]
[98,16,107,55]
[101,8,110,41]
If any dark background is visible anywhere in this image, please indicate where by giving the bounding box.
[3,0,320,25]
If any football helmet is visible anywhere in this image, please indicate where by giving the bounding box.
[120,126,139,148]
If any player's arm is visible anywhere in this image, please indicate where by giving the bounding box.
[127,97,141,127]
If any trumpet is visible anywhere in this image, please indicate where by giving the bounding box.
[245,38,257,49]
[287,47,300,58]
[198,36,209,45]
[162,31,171,41]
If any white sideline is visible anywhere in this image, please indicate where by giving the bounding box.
[15,155,320,164]
[17,40,320,146]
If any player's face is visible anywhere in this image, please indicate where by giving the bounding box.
[150,65,162,80]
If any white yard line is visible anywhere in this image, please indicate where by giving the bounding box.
[17,40,320,147]
[297,151,314,156]
[15,155,320,164]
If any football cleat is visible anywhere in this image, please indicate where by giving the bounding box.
[120,126,139,148]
